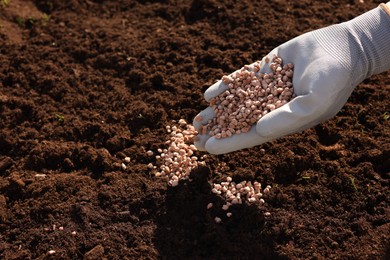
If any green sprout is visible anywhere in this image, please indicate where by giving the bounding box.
[41,13,50,24]
[27,16,36,24]
[350,177,358,192]
[137,113,144,119]
[297,174,311,182]
[259,221,268,235]
[54,113,65,123]
[15,17,25,27]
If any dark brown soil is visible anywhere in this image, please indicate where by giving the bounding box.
[0,0,389,259]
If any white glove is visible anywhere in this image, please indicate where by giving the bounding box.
[194,4,390,154]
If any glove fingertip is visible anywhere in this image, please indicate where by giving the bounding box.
[255,120,274,138]
[193,107,215,131]
[194,142,207,152]
[194,134,209,152]
[204,80,229,102]
[205,138,225,155]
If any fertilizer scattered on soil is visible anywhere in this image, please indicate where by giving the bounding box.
[212,177,271,206]
[148,119,206,186]
[148,119,272,222]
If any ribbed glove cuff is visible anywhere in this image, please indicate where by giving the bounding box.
[313,6,390,86]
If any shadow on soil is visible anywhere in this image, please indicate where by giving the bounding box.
[153,167,286,260]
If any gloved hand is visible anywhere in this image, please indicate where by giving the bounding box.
[194,3,390,154]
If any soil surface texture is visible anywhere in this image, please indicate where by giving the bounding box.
[0,0,389,259]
